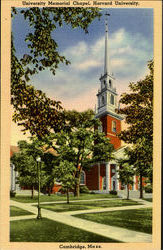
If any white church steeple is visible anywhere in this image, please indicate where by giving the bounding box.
[104,13,110,75]
[96,13,122,121]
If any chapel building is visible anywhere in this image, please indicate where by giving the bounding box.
[84,15,139,192]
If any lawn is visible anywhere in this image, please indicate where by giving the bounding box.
[39,199,141,213]
[10,206,34,217]
[10,218,121,242]
[11,193,118,203]
[74,208,152,234]
[143,198,152,202]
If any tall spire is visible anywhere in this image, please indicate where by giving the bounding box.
[104,13,110,75]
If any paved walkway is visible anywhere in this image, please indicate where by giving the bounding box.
[27,197,122,205]
[10,199,152,243]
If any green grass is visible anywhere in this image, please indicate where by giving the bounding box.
[11,193,118,203]
[143,198,152,202]
[39,199,141,213]
[74,208,152,234]
[10,206,34,217]
[10,218,121,242]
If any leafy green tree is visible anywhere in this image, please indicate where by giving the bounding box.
[117,60,153,198]
[126,140,152,198]
[11,140,45,198]
[47,109,114,197]
[53,161,76,203]
[41,152,57,196]
[11,139,56,198]
[118,158,135,200]
[11,8,101,138]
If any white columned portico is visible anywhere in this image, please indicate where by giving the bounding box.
[11,164,16,191]
[106,162,110,191]
[115,165,119,191]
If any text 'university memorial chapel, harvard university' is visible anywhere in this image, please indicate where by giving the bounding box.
[10,14,141,194]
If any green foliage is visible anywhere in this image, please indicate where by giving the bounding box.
[53,160,76,190]
[11,8,101,138]
[10,139,56,193]
[12,8,101,78]
[117,155,135,199]
[118,60,153,146]
[46,109,114,196]
[144,184,152,193]
[118,60,153,192]
[80,185,90,194]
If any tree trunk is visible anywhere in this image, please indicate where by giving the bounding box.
[127,184,129,200]
[48,187,51,196]
[139,173,143,199]
[31,186,34,199]
[66,188,69,204]
[74,181,80,197]
[74,171,81,197]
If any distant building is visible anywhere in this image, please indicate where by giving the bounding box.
[10,146,20,192]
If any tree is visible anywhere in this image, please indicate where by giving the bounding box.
[41,152,57,195]
[53,161,76,204]
[117,60,153,198]
[10,139,56,198]
[47,109,114,197]
[11,140,45,198]
[11,8,101,138]
[126,140,152,198]
[118,157,135,200]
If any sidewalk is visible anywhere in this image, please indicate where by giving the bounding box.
[10,199,152,243]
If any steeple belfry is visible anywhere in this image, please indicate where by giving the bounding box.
[104,14,110,75]
[96,12,123,127]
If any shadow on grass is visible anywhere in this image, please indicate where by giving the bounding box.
[10,218,121,242]
[10,206,34,217]
[39,199,141,213]
[74,208,152,234]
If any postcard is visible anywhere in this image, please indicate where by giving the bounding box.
[1,0,162,249]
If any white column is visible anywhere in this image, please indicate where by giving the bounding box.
[106,163,110,191]
[115,165,119,191]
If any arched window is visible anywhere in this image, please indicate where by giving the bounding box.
[112,121,116,133]
[110,94,114,105]
[80,171,85,185]
[102,95,105,105]
[109,79,112,88]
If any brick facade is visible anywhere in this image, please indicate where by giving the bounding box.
[100,115,121,149]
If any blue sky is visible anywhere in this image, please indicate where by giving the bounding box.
[11,8,153,144]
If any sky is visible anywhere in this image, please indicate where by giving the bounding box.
[11,8,153,146]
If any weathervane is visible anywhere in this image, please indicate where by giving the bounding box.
[105,12,110,31]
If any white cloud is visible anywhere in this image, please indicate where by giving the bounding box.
[74,59,101,70]
[31,27,152,110]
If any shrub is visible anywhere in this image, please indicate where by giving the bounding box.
[144,185,152,193]
[90,191,96,194]
[109,190,117,195]
[10,190,16,197]
[80,185,90,194]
